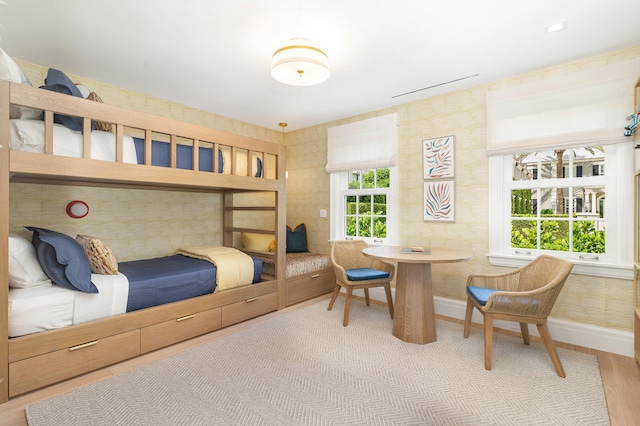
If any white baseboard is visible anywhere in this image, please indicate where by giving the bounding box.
[363,288,634,358]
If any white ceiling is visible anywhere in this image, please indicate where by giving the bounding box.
[2,0,639,132]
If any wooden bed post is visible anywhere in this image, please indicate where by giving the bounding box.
[0,80,11,403]
[223,192,234,248]
[276,144,287,310]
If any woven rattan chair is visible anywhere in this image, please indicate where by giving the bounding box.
[327,240,395,326]
[463,255,573,377]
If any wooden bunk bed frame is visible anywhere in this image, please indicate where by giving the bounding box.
[0,80,288,403]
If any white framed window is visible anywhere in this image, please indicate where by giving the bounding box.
[488,142,633,279]
[330,167,398,245]
[326,113,399,246]
[486,59,638,279]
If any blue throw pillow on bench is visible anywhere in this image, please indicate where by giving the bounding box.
[286,223,308,253]
[345,268,390,281]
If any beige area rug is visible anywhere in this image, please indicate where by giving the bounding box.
[26,299,609,426]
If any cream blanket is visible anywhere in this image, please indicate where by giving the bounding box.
[175,246,254,292]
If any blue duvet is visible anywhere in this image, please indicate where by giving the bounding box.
[119,254,262,312]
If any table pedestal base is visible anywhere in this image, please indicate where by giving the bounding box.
[392,262,436,344]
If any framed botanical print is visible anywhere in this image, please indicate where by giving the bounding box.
[423,135,455,179]
[424,180,455,222]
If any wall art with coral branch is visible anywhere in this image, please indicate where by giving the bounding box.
[423,135,455,179]
[424,180,455,222]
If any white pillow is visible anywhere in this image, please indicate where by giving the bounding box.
[0,48,43,120]
[8,233,52,288]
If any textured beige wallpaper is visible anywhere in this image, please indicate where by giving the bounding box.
[284,46,640,332]
[10,184,223,262]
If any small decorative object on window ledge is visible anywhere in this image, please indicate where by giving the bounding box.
[625,109,640,137]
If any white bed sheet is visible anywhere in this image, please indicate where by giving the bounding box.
[73,272,129,325]
[8,272,129,338]
[9,119,138,163]
[8,283,74,337]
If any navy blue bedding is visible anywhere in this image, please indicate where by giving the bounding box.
[132,138,223,173]
[119,254,263,312]
[132,138,262,177]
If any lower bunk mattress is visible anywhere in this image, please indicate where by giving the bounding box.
[8,254,262,337]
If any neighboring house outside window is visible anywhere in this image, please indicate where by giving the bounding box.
[485,59,638,279]
[489,142,633,279]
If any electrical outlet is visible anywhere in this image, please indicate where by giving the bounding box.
[320,209,327,217]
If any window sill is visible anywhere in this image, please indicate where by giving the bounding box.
[487,253,633,280]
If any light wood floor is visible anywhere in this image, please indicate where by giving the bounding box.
[1,295,639,426]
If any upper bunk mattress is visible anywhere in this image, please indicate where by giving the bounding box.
[9,119,138,163]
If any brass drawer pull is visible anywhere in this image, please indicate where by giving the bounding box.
[246,296,260,302]
[68,340,98,352]
[176,314,196,322]
[310,274,320,278]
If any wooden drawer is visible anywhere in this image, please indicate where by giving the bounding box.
[286,268,335,306]
[221,291,278,327]
[141,307,222,354]
[9,329,140,397]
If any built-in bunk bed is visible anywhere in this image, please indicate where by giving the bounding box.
[0,79,287,402]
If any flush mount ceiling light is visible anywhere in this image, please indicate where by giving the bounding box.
[271,38,330,86]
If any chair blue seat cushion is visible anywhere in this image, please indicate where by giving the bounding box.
[467,286,503,306]
[345,268,390,281]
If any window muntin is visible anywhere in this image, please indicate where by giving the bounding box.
[345,169,388,240]
[490,142,632,279]
[510,148,606,255]
[331,167,397,245]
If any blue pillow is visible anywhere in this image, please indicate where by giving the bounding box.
[39,68,85,131]
[345,268,390,281]
[255,157,262,178]
[286,223,308,253]
[26,226,98,293]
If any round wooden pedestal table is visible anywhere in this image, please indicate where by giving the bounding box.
[362,246,472,344]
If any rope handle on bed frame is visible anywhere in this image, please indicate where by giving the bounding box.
[68,340,98,351]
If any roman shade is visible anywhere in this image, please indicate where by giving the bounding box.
[486,58,640,156]
[326,113,398,172]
